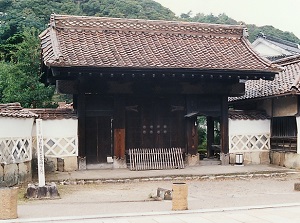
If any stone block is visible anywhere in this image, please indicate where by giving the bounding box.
[270,151,280,165]
[26,182,60,199]
[3,164,18,187]
[0,187,18,220]
[243,152,252,165]
[250,152,260,164]
[220,153,229,165]
[260,151,270,164]
[63,157,78,172]
[44,157,57,173]
[157,187,172,200]
[229,153,236,164]
[283,153,300,169]
[186,153,199,166]
[113,157,127,169]
[18,161,32,183]
[0,165,4,187]
[294,182,300,191]
[78,157,86,170]
[172,183,188,211]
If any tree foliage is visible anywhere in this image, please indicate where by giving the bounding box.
[0,0,175,107]
[181,12,300,44]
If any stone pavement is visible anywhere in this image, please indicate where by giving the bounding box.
[45,164,297,184]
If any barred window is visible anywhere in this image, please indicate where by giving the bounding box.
[271,116,297,137]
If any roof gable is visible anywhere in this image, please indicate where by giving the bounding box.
[230,55,300,102]
[40,14,279,74]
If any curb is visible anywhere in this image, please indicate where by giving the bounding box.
[51,171,297,186]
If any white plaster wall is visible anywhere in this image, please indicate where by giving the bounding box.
[229,119,270,135]
[296,116,300,154]
[32,119,78,137]
[273,97,297,117]
[0,117,34,138]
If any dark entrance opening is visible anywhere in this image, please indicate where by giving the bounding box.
[85,116,113,164]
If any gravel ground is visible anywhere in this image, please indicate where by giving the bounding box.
[17,173,300,219]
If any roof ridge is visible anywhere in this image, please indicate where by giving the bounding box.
[274,55,300,66]
[51,14,245,37]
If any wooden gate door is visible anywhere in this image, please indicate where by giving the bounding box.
[141,98,170,148]
[85,116,113,164]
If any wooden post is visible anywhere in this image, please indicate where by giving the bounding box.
[77,93,86,158]
[114,95,125,158]
[207,116,214,157]
[220,96,229,154]
[186,117,198,155]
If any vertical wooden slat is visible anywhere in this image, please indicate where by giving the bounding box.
[128,147,184,171]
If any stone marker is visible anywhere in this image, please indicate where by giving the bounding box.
[172,182,188,211]
[0,187,18,220]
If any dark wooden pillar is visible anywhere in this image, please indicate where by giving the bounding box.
[220,96,229,154]
[114,95,125,158]
[186,116,198,155]
[77,93,86,157]
[207,116,214,157]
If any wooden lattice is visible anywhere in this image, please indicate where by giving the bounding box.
[230,134,270,152]
[32,136,78,158]
[0,137,32,164]
[129,148,184,171]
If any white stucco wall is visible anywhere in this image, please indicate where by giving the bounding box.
[229,119,270,135]
[0,117,34,138]
[32,119,78,137]
[296,117,300,154]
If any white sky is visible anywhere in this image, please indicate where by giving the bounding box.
[155,0,300,39]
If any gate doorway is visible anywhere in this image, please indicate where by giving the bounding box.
[85,116,113,164]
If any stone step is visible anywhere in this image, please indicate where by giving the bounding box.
[200,158,221,166]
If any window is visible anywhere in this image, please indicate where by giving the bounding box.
[272,116,297,137]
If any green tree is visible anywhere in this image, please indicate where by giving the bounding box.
[0,28,55,108]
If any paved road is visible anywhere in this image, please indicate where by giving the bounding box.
[3,203,300,223]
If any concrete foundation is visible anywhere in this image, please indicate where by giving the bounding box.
[113,157,127,169]
[270,151,300,169]
[57,157,78,172]
[229,151,270,165]
[186,154,200,166]
[220,153,230,165]
[26,182,60,199]
[0,161,32,187]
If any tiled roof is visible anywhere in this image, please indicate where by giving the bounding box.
[229,110,270,120]
[256,33,300,55]
[229,55,300,102]
[39,14,279,73]
[30,108,77,120]
[0,103,38,118]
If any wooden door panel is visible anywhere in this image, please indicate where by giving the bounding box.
[85,116,112,164]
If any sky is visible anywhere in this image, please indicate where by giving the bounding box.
[155,0,300,39]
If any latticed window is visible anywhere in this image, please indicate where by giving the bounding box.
[271,116,297,152]
[272,116,297,137]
